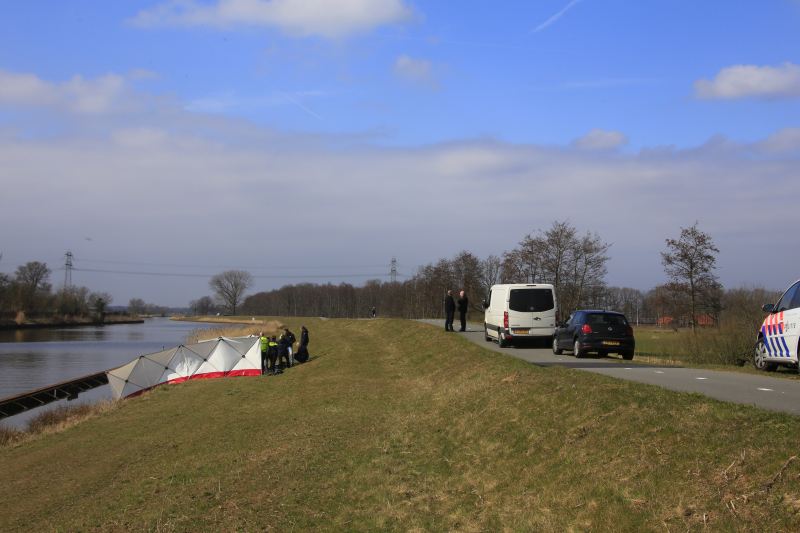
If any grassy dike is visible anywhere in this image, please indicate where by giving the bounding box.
[2,319,800,532]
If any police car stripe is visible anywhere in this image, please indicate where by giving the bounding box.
[761,326,771,355]
[781,336,791,357]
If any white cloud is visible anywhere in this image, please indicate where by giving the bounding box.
[571,128,628,150]
[692,62,800,100]
[392,55,441,90]
[127,68,160,80]
[130,0,417,38]
[0,70,130,113]
[752,127,800,154]
[2,70,800,304]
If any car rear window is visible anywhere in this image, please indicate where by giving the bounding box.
[508,289,554,313]
[587,313,628,325]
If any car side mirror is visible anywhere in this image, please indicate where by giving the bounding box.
[557,322,565,328]
[482,301,489,309]
[762,303,775,313]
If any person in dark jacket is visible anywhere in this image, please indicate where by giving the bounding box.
[284,328,296,365]
[444,290,456,332]
[267,336,281,375]
[295,325,310,363]
[457,290,469,332]
[277,334,291,369]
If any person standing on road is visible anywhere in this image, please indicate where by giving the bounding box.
[371,306,376,319]
[444,290,456,332]
[458,290,469,332]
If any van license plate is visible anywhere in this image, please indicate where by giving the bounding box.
[513,329,529,334]
[602,341,619,346]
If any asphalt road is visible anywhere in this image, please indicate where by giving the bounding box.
[417,319,800,416]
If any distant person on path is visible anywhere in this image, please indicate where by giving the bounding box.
[444,290,456,332]
[295,325,310,363]
[371,307,376,319]
[458,290,469,332]
[284,328,296,365]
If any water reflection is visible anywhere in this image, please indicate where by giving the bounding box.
[0,317,214,428]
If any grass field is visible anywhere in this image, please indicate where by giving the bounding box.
[2,318,800,532]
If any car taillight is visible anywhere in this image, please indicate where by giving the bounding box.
[504,311,509,328]
[626,327,633,336]
[555,312,559,323]
[582,324,593,334]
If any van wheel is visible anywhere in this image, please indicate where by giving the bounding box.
[552,336,563,355]
[753,339,776,372]
[574,339,586,359]
[498,331,507,348]
[484,325,492,342]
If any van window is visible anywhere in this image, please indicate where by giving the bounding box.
[508,289,554,313]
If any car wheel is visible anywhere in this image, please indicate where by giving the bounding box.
[622,350,634,361]
[498,331,507,348]
[753,338,776,372]
[552,336,563,355]
[484,325,492,342]
[574,339,585,359]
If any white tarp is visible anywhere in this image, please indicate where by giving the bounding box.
[106,335,262,400]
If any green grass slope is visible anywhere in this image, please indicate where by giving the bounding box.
[2,318,800,532]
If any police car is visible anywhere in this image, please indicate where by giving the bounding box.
[754,279,800,372]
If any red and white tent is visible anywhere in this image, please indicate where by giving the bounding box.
[106,335,262,400]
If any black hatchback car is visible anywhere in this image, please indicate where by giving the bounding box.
[553,310,635,360]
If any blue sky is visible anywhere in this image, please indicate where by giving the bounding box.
[1,0,800,306]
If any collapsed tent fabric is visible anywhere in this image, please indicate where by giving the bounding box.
[106,335,262,400]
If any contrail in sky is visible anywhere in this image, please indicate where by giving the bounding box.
[264,80,322,120]
[530,0,585,34]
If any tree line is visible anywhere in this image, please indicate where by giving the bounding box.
[0,257,115,321]
[238,220,768,327]
[0,255,175,322]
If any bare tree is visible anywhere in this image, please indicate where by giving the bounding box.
[14,261,52,313]
[91,291,113,323]
[209,270,254,315]
[197,295,215,315]
[661,222,721,332]
[128,298,146,316]
[480,254,503,296]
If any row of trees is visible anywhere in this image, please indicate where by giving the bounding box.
[0,256,114,320]
[126,298,171,317]
[237,221,771,330]
[239,220,619,320]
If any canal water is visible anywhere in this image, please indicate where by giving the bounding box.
[0,318,217,428]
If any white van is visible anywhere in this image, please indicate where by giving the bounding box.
[482,284,558,347]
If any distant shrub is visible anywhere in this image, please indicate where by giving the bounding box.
[184,320,284,344]
[0,399,117,448]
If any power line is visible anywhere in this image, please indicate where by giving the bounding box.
[72,267,403,280]
[75,258,391,270]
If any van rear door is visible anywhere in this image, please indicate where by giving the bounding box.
[507,288,555,336]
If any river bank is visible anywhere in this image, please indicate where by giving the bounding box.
[0,317,144,331]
